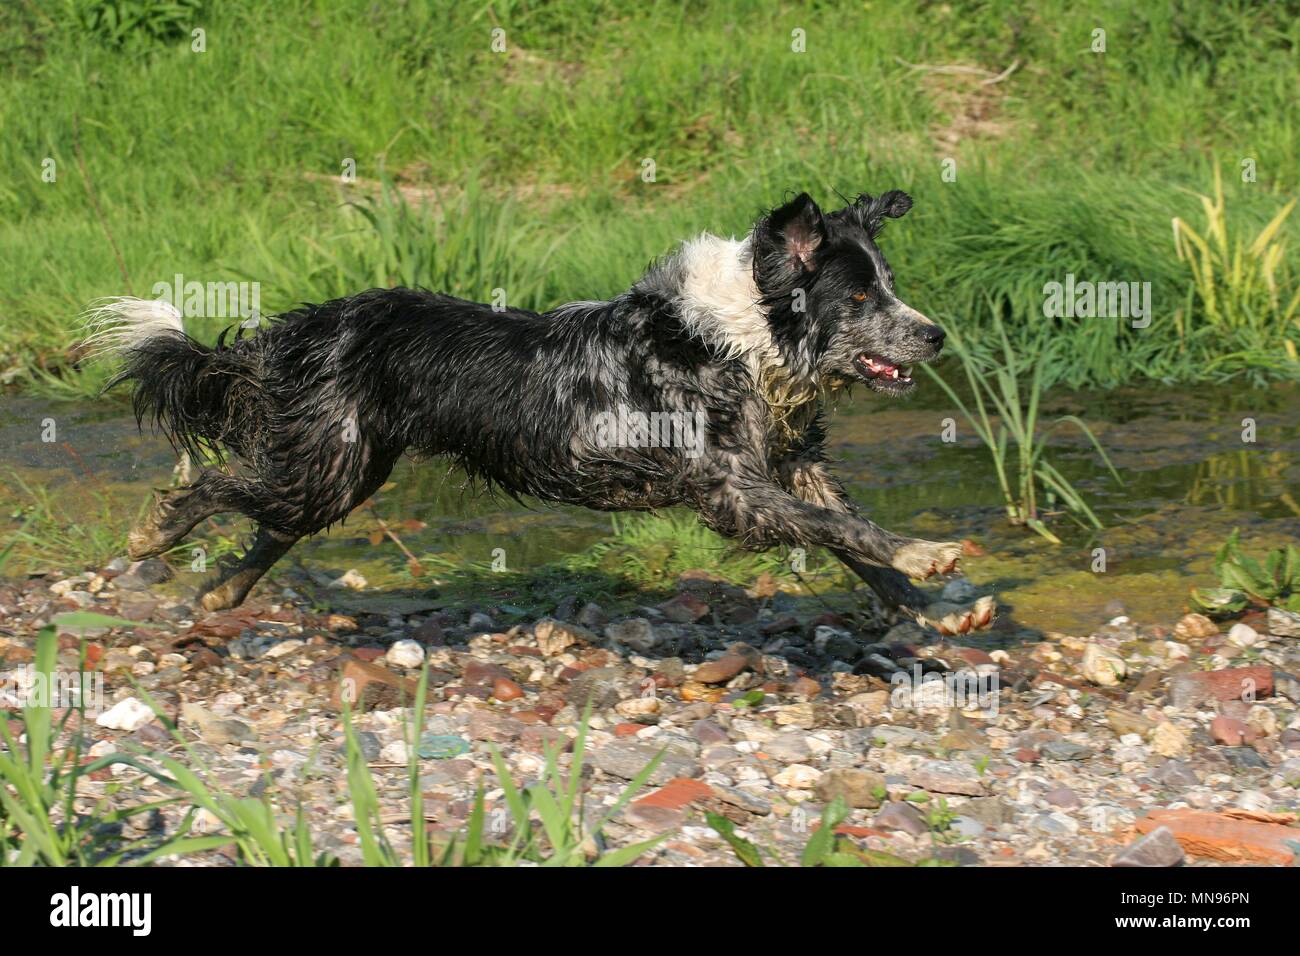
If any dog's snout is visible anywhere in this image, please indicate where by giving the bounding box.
[918,324,945,346]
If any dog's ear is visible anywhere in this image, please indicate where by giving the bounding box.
[764,192,827,272]
[855,190,913,237]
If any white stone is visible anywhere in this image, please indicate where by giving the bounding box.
[1247,705,1277,737]
[1226,622,1260,648]
[1081,643,1126,686]
[614,696,663,718]
[385,639,425,669]
[331,569,368,590]
[263,638,305,659]
[772,764,822,788]
[96,697,155,731]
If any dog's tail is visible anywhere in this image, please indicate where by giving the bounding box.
[81,297,254,459]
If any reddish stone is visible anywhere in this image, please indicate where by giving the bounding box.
[948,646,995,667]
[1136,810,1299,865]
[1210,715,1255,746]
[462,660,513,687]
[0,646,33,664]
[1178,666,1273,703]
[330,658,418,712]
[507,645,543,657]
[657,593,711,623]
[1013,748,1040,763]
[558,666,586,681]
[188,646,224,671]
[830,825,891,839]
[352,647,386,662]
[788,676,821,698]
[492,677,524,701]
[694,654,749,684]
[633,777,714,811]
[614,722,644,737]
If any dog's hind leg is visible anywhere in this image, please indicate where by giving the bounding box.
[198,525,299,612]
[126,472,256,561]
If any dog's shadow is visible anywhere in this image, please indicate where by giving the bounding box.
[283,560,1037,678]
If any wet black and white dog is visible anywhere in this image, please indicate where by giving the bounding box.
[85,190,993,633]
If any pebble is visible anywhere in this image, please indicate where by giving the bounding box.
[9,553,1296,868]
[907,760,985,796]
[534,617,593,656]
[604,618,658,654]
[385,639,425,668]
[1226,622,1260,648]
[693,653,749,684]
[1267,607,1300,637]
[1041,740,1093,761]
[772,764,821,789]
[1031,811,1080,835]
[1112,826,1185,867]
[593,740,698,785]
[1081,643,1126,686]
[874,800,928,836]
[814,769,886,808]
[96,697,156,731]
[1150,722,1189,758]
[331,569,368,590]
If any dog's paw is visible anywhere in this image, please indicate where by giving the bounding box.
[891,540,963,580]
[125,492,182,560]
[916,595,996,635]
[199,585,238,613]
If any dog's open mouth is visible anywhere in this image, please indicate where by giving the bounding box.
[853,353,915,393]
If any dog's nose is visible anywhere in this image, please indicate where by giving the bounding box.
[919,324,946,346]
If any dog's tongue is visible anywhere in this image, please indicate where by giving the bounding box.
[863,356,911,381]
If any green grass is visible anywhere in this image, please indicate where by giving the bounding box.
[1,0,1297,395]
[925,311,1123,542]
[1,468,244,575]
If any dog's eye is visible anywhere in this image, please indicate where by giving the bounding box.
[851,291,868,302]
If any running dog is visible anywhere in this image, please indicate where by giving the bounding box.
[84,190,994,634]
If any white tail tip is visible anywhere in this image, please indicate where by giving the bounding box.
[80,296,186,359]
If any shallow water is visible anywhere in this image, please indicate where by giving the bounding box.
[2,381,1298,636]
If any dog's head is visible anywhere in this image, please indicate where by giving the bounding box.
[751,191,943,395]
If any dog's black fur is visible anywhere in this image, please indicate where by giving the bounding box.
[102,190,988,627]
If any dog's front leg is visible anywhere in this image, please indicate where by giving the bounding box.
[778,459,995,635]
[702,470,960,576]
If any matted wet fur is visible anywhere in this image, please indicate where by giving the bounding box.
[85,190,994,633]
